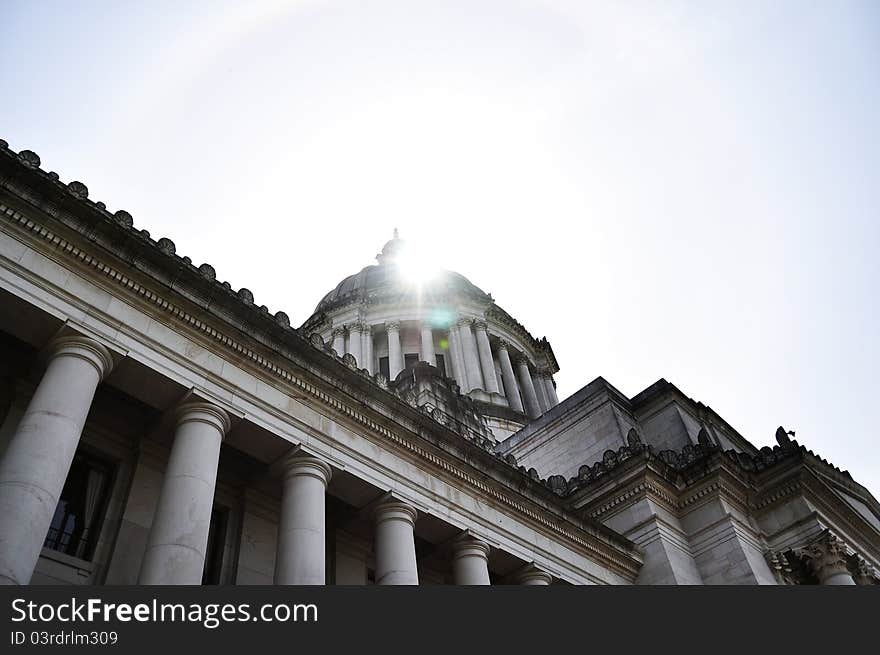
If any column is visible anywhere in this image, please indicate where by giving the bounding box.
[331,327,345,355]
[497,341,524,413]
[543,374,559,407]
[800,531,857,585]
[419,323,436,366]
[452,535,491,585]
[457,319,484,392]
[138,402,230,585]
[0,335,114,586]
[373,499,419,585]
[447,328,466,387]
[515,355,541,419]
[532,372,549,413]
[513,563,552,585]
[274,455,332,585]
[386,322,404,380]
[362,325,374,374]
[473,320,500,394]
[347,323,363,367]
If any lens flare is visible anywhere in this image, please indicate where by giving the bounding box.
[395,244,439,287]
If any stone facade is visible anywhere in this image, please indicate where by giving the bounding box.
[0,139,877,586]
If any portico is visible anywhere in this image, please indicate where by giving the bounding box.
[0,284,637,587]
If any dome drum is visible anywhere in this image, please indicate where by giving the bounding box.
[300,234,561,440]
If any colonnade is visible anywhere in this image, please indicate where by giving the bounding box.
[331,318,560,419]
[0,333,555,586]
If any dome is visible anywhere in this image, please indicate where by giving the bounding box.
[311,233,491,316]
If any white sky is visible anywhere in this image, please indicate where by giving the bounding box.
[2,0,878,493]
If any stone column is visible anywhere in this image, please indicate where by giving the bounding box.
[347,323,363,367]
[515,355,541,419]
[452,535,491,585]
[800,531,857,585]
[274,455,332,585]
[457,319,484,392]
[419,323,436,366]
[513,563,552,585]
[362,326,374,374]
[532,372,549,413]
[447,328,466,387]
[497,341,524,413]
[386,322,404,380]
[331,327,345,355]
[543,374,559,407]
[473,320,500,394]
[0,335,114,586]
[373,499,419,585]
[138,402,230,585]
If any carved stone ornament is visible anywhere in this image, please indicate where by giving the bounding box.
[775,426,792,446]
[237,288,254,304]
[157,238,176,255]
[113,210,134,228]
[765,550,795,585]
[67,181,89,199]
[198,263,216,280]
[17,150,40,168]
[626,428,642,447]
[385,321,400,332]
[848,555,879,585]
[431,407,448,426]
[546,475,567,495]
[275,311,290,327]
[308,332,324,348]
[373,372,388,389]
[342,353,357,369]
[796,530,852,583]
[697,426,712,446]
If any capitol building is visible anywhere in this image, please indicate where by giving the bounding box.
[0,139,878,586]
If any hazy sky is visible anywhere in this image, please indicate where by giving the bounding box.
[2,1,878,493]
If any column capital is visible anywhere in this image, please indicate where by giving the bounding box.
[330,326,346,338]
[513,353,531,368]
[455,317,474,329]
[386,321,401,332]
[797,530,851,583]
[373,499,418,528]
[346,321,364,334]
[280,455,332,487]
[451,534,491,560]
[174,401,231,437]
[472,319,488,332]
[512,563,552,585]
[46,334,115,380]
[496,339,511,352]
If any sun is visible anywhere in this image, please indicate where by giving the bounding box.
[382,229,440,287]
[395,246,439,286]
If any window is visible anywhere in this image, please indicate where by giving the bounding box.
[435,353,446,377]
[379,356,389,380]
[44,450,114,561]
[404,353,419,370]
[202,506,229,585]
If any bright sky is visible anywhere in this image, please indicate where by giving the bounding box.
[2,1,878,493]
